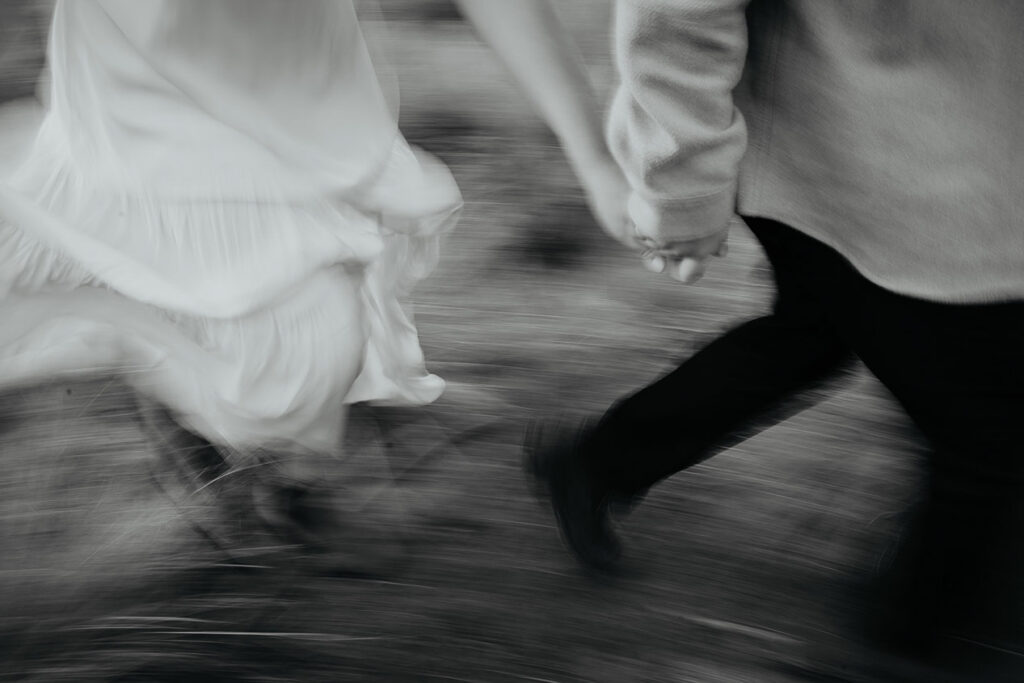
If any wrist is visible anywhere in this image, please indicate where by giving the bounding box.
[554,111,615,174]
[566,144,619,185]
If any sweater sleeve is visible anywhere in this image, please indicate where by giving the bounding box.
[607,0,751,243]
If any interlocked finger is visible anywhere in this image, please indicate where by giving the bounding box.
[669,256,707,283]
[641,249,666,273]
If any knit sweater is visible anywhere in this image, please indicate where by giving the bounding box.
[607,0,1023,303]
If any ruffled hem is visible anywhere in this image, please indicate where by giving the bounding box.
[0,131,462,417]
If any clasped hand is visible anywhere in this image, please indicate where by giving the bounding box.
[581,160,728,284]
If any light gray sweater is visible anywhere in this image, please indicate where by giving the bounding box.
[607,0,1023,303]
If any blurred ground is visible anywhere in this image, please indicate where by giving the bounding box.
[0,3,946,682]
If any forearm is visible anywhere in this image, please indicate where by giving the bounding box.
[455,0,612,174]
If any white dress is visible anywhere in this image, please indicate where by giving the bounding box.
[0,0,462,453]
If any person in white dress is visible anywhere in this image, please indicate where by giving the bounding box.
[0,0,632,559]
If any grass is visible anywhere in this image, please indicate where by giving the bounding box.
[0,6,949,682]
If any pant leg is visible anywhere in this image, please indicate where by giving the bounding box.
[587,219,855,497]
[820,259,1024,651]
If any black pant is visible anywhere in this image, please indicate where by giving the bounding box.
[586,217,1024,645]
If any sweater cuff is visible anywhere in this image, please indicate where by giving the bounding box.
[628,184,737,244]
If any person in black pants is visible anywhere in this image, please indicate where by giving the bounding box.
[527,216,1024,657]
[528,0,1024,671]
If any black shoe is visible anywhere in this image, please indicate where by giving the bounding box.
[252,473,411,579]
[524,418,622,573]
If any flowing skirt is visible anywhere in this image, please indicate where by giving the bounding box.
[0,124,461,454]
